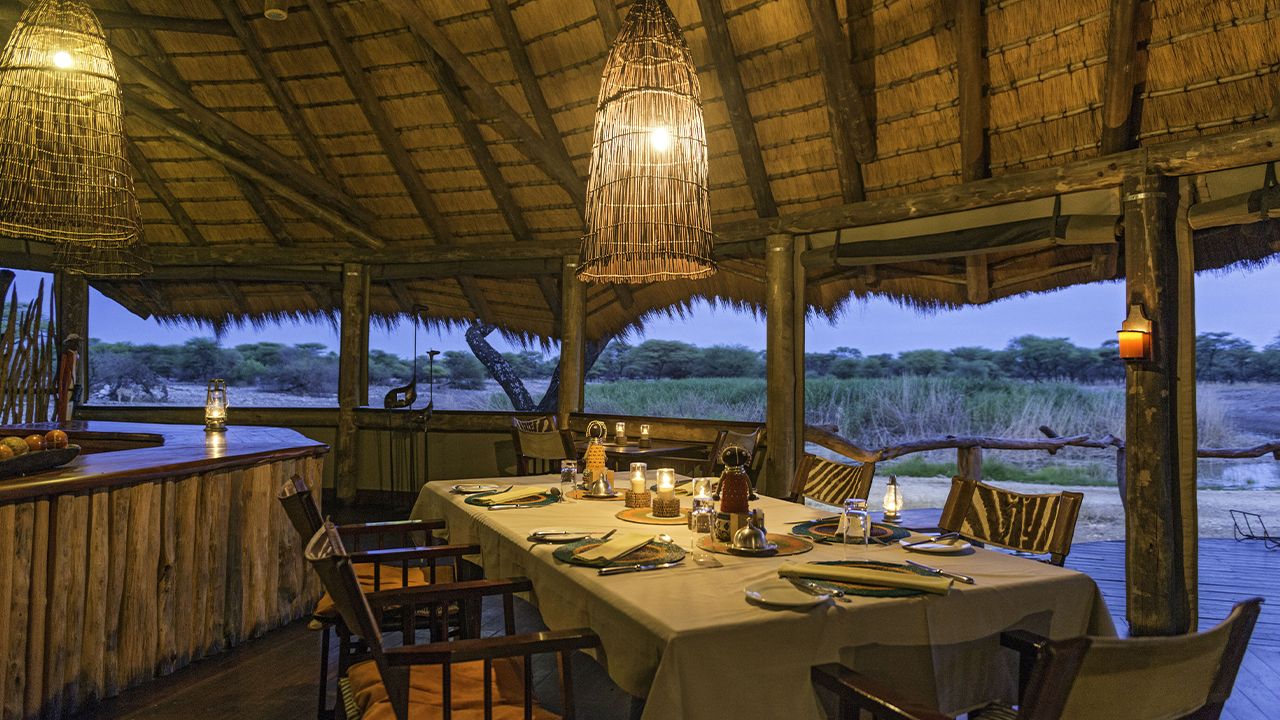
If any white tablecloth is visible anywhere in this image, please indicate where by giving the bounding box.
[412,476,1114,720]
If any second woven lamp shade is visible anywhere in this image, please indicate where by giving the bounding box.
[578,0,715,283]
[0,0,145,276]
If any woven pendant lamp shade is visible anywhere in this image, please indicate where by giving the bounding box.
[577,0,715,283]
[0,0,145,276]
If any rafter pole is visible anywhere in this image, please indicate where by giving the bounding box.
[955,0,989,182]
[1100,0,1142,154]
[382,0,587,210]
[965,254,990,303]
[805,0,873,202]
[486,0,574,173]
[593,0,623,45]
[216,0,344,188]
[0,2,233,36]
[696,0,777,217]
[128,144,207,247]
[112,49,370,224]
[128,99,385,250]
[231,175,295,247]
[387,281,417,315]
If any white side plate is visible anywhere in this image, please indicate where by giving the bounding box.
[453,483,503,494]
[744,579,829,608]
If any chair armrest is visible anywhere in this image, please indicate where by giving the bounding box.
[384,628,600,666]
[1000,628,1049,658]
[337,519,444,536]
[366,577,534,608]
[349,544,480,564]
[810,664,950,720]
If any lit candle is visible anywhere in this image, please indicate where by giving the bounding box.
[640,424,650,440]
[615,421,627,443]
[882,475,904,524]
[656,468,676,500]
[691,477,713,499]
[205,379,228,432]
[630,462,647,493]
[1117,330,1147,359]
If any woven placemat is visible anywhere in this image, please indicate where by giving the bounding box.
[790,560,936,597]
[569,488,624,501]
[553,539,686,568]
[616,506,689,525]
[464,490,557,508]
[696,532,813,557]
[790,518,910,544]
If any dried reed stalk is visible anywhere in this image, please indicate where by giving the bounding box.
[578,0,716,283]
[0,0,146,276]
[0,278,57,424]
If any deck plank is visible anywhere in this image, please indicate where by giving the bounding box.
[1068,539,1280,717]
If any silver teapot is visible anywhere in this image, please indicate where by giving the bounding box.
[584,469,614,497]
[732,509,769,551]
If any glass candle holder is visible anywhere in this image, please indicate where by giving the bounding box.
[691,477,714,499]
[638,423,651,447]
[629,462,647,493]
[615,421,627,443]
[655,468,676,500]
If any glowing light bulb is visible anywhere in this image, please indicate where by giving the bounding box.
[649,126,671,152]
[52,50,73,69]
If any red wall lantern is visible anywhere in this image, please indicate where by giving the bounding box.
[1118,304,1153,362]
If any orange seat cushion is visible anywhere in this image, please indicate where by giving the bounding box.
[313,562,455,620]
[346,656,559,720]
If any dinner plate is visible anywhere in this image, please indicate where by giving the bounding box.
[452,483,504,494]
[899,537,973,554]
[744,579,829,608]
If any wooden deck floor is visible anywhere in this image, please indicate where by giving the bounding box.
[86,538,1279,719]
[1066,539,1279,719]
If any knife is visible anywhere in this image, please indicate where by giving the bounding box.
[598,560,682,576]
[903,532,960,548]
[787,578,852,603]
[487,502,543,511]
[905,559,976,585]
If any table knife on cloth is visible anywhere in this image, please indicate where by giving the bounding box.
[598,561,682,576]
[905,559,976,585]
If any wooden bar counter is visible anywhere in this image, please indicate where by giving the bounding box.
[0,421,328,720]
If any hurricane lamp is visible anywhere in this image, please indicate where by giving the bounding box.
[204,379,228,432]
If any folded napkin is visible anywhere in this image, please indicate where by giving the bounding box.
[474,487,545,505]
[777,562,952,595]
[577,532,653,562]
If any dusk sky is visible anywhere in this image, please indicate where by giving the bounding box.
[6,261,1279,357]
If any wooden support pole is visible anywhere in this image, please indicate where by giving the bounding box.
[53,273,89,406]
[336,264,370,504]
[965,255,990,304]
[1122,173,1190,636]
[957,446,983,481]
[955,0,989,181]
[557,257,587,428]
[764,233,805,498]
[1175,176,1199,627]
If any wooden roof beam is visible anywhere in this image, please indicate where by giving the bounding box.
[1100,0,1143,154]
[804,0,873,202]
[696,0,777,217]
[386,280,418,315]
[593,0,623,45]
[128,144,208,247]
[0,2,233,36]
[965,255,990,303]
[486,0,575,183]
[216,0,344,188]
[112,49,370,225]
[231,175,295,247]
[955,0,988,182]
[306,0,453,247]
[128,98,385,250]
[382,0,587,211]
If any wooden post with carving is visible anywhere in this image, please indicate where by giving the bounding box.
[336,263,369,503]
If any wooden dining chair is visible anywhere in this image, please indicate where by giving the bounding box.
[790,453,876,507]
[510,418,576,475]
[278,476,479,719]
[812,597,1262,720]
[511,415,558,432]
[937,477,1083,565]
[305,522,601,720]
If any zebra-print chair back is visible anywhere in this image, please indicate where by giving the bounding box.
[938,477,1083,565]
[791,453,876,507]
[511,415,557,432]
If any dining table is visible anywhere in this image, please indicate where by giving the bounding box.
[411,475,1115,720]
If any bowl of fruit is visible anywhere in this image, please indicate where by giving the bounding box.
[0,430,80,480]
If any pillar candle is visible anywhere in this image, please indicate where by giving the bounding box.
[656,468,676,500]
[630,462,647,493]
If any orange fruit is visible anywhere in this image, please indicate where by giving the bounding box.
[0,444,12,461]
[44,429,68,449]
[1,437,27,456]
[24,434,45,452]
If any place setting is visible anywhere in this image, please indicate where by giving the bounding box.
[552,531,688,575]
[464,485,564,510]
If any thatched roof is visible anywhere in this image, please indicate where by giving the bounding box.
[2,0,1279,340]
